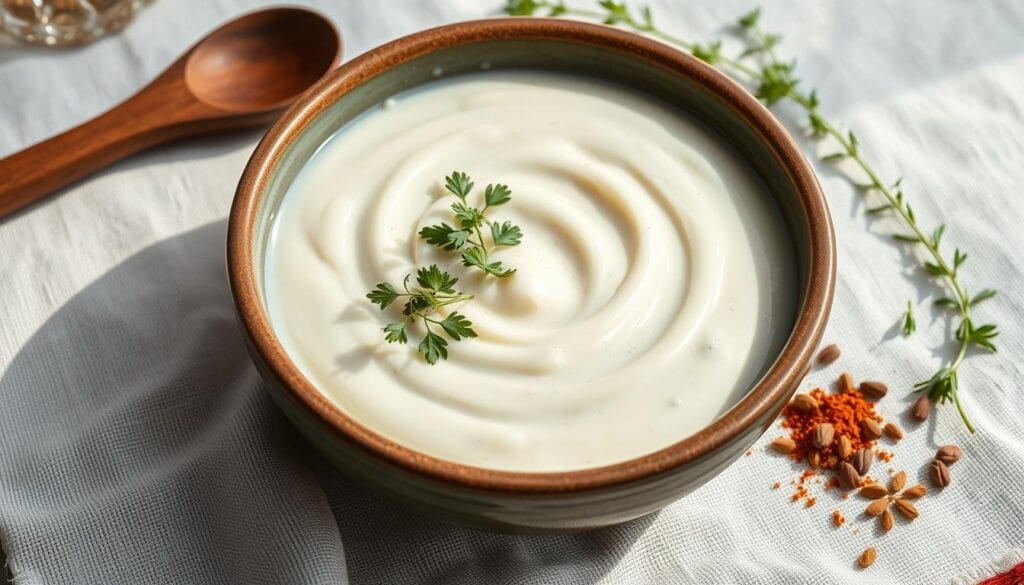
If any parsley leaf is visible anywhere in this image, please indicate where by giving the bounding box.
[366,282,399,310]
[440,312,477,341]
[445,171,473,201]
[417,330,449,365]
[462,246,515,277]
[383,322,408,344]
[484,183,512,207]
[416,264,458,293]
[451,202,484,229]
[447,229,469,249]
[491,221,523,246]
[419,223,461,251]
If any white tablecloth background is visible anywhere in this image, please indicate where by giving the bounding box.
[2,1,1023,583]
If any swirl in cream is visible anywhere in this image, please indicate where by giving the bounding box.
[266,71,794,471]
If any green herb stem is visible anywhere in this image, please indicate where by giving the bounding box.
[737,19,991,434]
[543,3,763,78]
[505,0,997,431]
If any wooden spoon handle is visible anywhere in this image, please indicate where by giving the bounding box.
[0,81,197,219]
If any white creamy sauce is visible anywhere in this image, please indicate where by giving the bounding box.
[266,71,795,472]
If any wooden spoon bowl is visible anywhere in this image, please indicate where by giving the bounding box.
[184,9,338,112]
[0,7,341,219]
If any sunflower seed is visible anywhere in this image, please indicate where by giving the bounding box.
[860,418,882,440]
[813,423,835,449]
[911,394,930,421]
[817,343,840,365]
[838,435,853,459]
[893,498,919,520]
[839,462,860,490]
[838,372,856,394]
[859,380,888,400]
[883,422,904,441]
[791,393,819,413]
[860,483,889,499]
[935,445,962,465]
[808,450,823,468]
[930,459,951,488]
[770,436,796,454]
[853,448,873,475]
[902,484,927,499]
[890,470,907,493]
[865,498,889,517]
[858,547,877,568]
[881,508,894,532]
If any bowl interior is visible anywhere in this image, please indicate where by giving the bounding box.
[252,40,811,304]
[235,21,832,492]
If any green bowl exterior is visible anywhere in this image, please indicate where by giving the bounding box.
[231,22,831,532]
[246,334,792,532]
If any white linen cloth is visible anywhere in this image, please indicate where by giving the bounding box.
[2,1,1023,583]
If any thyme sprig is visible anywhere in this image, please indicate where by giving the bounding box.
[504,1,999,431]
[367,172,523,364]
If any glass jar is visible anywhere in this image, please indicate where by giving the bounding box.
[1,0,152,46]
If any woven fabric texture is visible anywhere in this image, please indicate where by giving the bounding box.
[1,1,1023,583]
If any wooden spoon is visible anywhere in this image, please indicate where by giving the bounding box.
[0,7,341,219]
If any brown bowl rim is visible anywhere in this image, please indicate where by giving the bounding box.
[227,17,835,494]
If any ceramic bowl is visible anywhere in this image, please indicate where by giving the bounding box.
[227,18,835,532]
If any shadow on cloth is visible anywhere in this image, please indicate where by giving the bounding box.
[0,220,650,584]
[317,455,658,585]
[0,221,345,584]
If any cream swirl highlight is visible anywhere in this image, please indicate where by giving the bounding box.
[266,72,795,471]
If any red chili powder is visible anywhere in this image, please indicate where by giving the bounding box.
[832,510,846,527]
[778,387,884,505]
[781,387,882,464]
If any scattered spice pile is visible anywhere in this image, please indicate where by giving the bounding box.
[765,343,962,570]
[775,387,881,472]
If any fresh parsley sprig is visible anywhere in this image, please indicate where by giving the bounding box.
[367,265,476,364]
[505,1,999,431]
[419,171,523,277]
[366,171,523,364]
